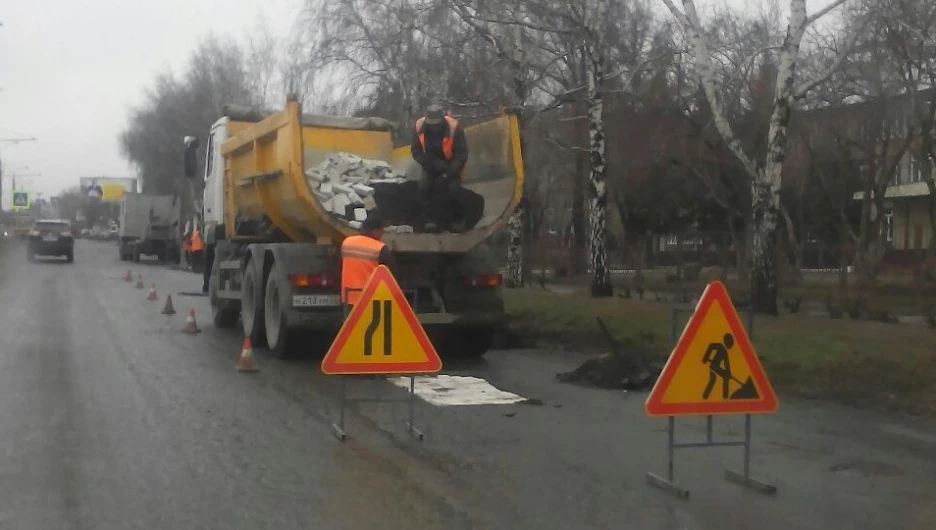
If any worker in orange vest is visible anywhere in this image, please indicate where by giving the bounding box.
[411,104,468,232]
[190,226,205,274]
[341,211,393,307]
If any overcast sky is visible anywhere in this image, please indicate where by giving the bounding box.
[0,0,299,208]
[0,0,792,210]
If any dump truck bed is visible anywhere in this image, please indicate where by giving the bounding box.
[220,101,523,252]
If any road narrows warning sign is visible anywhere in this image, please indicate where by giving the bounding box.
[645,281,778,417]
[321,265,442,375]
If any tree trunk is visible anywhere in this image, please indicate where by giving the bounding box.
[572,147,588,275]
[585,26,612,298]
[779,204,803,285]
[750,182,780,315]
[522,198,534,286]
[504,206,524,288]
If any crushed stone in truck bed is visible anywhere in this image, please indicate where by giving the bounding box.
[305,152,408,226]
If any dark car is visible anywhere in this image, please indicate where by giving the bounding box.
[27,220,75,263]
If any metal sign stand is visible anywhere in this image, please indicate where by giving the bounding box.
[331,374,424,442]
[330,288,425,442]
[646,307,777,499]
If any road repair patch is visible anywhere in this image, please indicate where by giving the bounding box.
[388,375,526,406]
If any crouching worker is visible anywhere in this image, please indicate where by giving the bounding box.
[411,104,468,232]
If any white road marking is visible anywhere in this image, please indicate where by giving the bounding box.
[388,375,527,406]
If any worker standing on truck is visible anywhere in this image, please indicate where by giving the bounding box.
[411,104,468,233]
[341,212,392,307]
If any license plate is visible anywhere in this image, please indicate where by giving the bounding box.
[43,235,57,242]
[292,294,340,307]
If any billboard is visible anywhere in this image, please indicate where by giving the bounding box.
[80,177,137,202]
[12,191,30,211]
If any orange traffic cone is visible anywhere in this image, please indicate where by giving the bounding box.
[162,294,176,315]
[183,308,201,334]
[124,270,133,282]
[147,284,158,301]
[135,275,144,289]
[236,337,259,372]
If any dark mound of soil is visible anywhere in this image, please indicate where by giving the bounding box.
[557,347,663,390]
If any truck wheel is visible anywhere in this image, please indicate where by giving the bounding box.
[264,263,293,359]
[241,263,266,346]
[453,329,493,358]
[133,245,141,263]
[66,251,74,263]
[210,258,238,328]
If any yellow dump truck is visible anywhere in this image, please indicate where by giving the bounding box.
[183,96,523,357]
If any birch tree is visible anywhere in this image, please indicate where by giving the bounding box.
[660,0,862,314]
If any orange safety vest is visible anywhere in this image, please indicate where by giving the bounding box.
[191,229,204,252]
[416,115,463,172]
[341,235,386,305]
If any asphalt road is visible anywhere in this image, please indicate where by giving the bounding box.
[0,239,934,529]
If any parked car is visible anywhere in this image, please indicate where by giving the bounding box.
[27,219,74,263]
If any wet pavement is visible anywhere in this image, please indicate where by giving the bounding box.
[0,239,934,529]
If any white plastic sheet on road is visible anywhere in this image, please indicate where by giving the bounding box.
[388,375,526,406]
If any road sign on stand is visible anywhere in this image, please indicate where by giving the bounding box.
[645,281,777,416]
[322,265,442,442]
[322,265,442,375]
[644,281,778,499]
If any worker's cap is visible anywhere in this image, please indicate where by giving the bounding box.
[424,104,445,125]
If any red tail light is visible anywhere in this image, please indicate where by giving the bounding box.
[463,274,502,287]
[29,230,40,237]
[61,231,72,237]
[289,273,337,288]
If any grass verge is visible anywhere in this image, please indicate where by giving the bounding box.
[504,288,936,418]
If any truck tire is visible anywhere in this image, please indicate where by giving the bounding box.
[444,329,493,358]
[263,262,293,359]
[133,244,141,263]
[241,262,266,346]
[210,258,239,329]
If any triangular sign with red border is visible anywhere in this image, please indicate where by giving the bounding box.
[645,281,778,417]
[322,265,442,375]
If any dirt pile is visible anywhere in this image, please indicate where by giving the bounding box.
[555,317,663,390]
[557,347,663,390]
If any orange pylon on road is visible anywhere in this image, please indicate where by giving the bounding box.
[183,308,201,334]
[135,275,144,289]
[147,284,158,301]
[162,294,176,315]
[236,337,259,373]
[124,270,133,282]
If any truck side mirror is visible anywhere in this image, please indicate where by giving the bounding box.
[183,136,200,179]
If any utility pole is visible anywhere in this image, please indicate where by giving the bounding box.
[0,137,39,211]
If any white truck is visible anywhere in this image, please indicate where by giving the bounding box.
[117,193,182,263]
